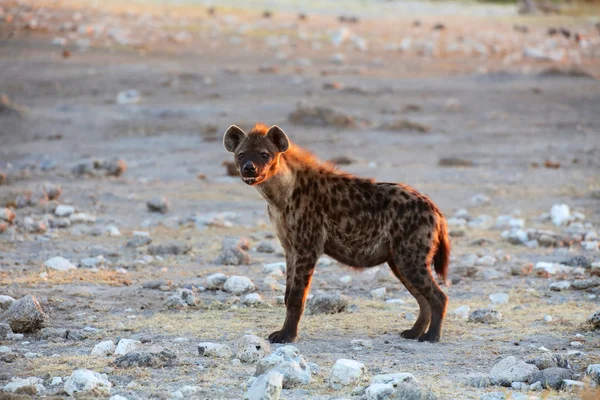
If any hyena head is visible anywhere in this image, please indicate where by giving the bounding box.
[223,124,289,185]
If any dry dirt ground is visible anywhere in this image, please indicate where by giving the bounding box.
[0,0,600,399]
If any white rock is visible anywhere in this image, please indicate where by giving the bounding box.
[468,215,494,229]
[255,345,311,388]
[263,262,286,276]
[3,377,44,393]
[237,334,270,363]
[365,383,394,400]
[489,293,509,305]
[247,371,283,400]
[563,379,584,391]
[351,339,373,349]
[329,359,365,389]
[224,276,255,295]
[80,255,104,268]
[91,340,116,356]
[331,53,345,65]
[55,204,75,217]
[0,295,16,310]
[453,305,470,319]
[109,396,129,400]
[371,287,386,300]
[543,315,553,323]
[114,339,141,356]
[243,293,263,306]
[198,342,233,358]
[447,217,466,228]
[586,364,600,384]
[582,241,599,251]
[69,213,96,223]
[51,377,62,386]
[550,281,571,291]
[106,225,122,236]
[535,262,571,275]
[476,255,497,266]
[370,372,416,385]
[206,273,228,290]
[340,275,352,284]
[471,194,490,206]
[490,356,538,386]
[385,299,406,306]
[44,256,76,271]
[64,369,111,396]
[116,89,141,105]
[551,204,571,226]
[570,341,583,348]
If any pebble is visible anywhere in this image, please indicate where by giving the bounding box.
[126,235,152,248]
[55,204,75,217]
[550,281,571,291]
[237,334,270,363]
[198,342,233,358]
[0,294,48,333]
[468,308,502,324]
[263,262,286,276]
[91,340,116,357]
[164,288,197,308]
[0,295,16,310]
[453,305,470,319]
[116,89,141,105]
[255,345,312,387]
[256,241,276,253]
[44,256,77,271]
[80,255,104,268]
[340,275,352,284]
[148,241,191,255]
[329,359,365,389]
[247,371,283,400]
[529,367,573,390]
[3,377,45,394]
[586,364,600,384]
[243,293,263,306]
[307,293,348,315]
[0,208,16,223]
[371,287,386,300]
[147,196,169,213]
[216,237,251,265]
[114,338,141,355]
[206,273,228,290]
[489,293,509,304]
[64,369,112,396]
[224,276,255,295]
[550,204,571,226]
[114,350,176,368]
[490,356,539,386]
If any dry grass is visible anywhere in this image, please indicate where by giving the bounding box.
[0,269,134,287]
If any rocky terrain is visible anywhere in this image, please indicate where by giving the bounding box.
[1,0,599,399]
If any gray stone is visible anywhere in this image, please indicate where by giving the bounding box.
[571,278,600,290]
[255,345,311,388]
[148,242,191,256]
[206,273,228,290]
[164,288,197,308]
[490,356,539,386]
[224,276,255,295]
[3,377,45,394]
[468,308,502,324]
[366,383,394,400]
[588,311,600,330]
[479,393,505,400]
[40,327,68,341]
[586,364,600,384]
[371,373,416,386]
[114,338,141,355]
[389,382,438,400]
[247,371,283,400]
[0,322,13,339]
[114,350,176,368]
[465,373,495,388]
[526,353,570,370]
[54,204,75,217]
[44,256,76,271]
[0,294,48,333]
[64,369,112,396]
[216,237,251,265]
[243,293,264,306]
[126,235,152,247]
[237,334,270,363]
[91,340,116,357]
[289,99,356,128]
[263,263,286,276]
[80,255,104,268]
[198,342,233,358]
[528,367,573,390]
[562,379,584,391]
[256,241,276,253]
[0,295,15,310]
[147,196,169,213]
[329,359,365,389]
[307,293,348,315]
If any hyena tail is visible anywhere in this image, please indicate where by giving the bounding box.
[433,215,450,285]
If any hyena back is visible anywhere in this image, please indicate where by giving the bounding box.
[223,124,450,343]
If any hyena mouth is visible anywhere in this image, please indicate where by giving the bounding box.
[242,176,262,185]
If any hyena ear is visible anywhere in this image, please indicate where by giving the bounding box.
[266,125,290,153]
[223,125,246,153]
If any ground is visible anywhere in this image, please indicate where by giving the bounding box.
[0,0,599,399]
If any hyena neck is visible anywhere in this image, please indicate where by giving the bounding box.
[255,155,296,210]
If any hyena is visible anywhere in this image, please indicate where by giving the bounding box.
[223,124,450,343]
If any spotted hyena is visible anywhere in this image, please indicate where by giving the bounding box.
[223,124,450,343]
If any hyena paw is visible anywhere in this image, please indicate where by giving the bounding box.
[268,329,297,343]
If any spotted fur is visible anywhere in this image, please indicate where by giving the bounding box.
[223,124,450,343]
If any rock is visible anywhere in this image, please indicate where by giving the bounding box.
[40,327,68,341]
[126,236,152,247]
[587,311,600,330]
[571,278,600,290]
[438,157,473,167]
[391,383,438,400]
[256,241,276,253]
[468,308,502,324]
[91,340,116,356]
[247,371,283,400]
[465,373,496,388]
[529,381,543,391]
[468,215,494,229]
[562,379,584,391]
[41,182,62,200]
[147,196,169,213]
[72,158,127,177]
[64,369,112,396]
[289,100,356,128]
[562,255,593,268]
[489,293,509,304]
[0,295,16,310]
[453,305,470,319]
[511,381,528,390]
[471,194,491,206]
[23,216,47,233]
[586,364,600,384]
[490,356,539,386]
[0,294,48,333]
[479,392,505,400]
[534,262,571,275]
[243,293,263,306]
[216,237,251,265]
[307,293,348,315]
[148,242,191,255]
[164,288,197,308]
[224,276,255,295]
[371,287,386,300]
[0,208,16,223]
[528,367,573,390]
[526,354,569,370]
[331,53,345,65]
[114,350,176,368]
[237,334,270,363]
[482,269,504,280]
[351,339,373,349]
[114,339,141,356]
[116,89,141,105]
[371,373,416,386]
[505,229,529,245]
[198,342,233,358]
[3,377,44,394]
[379,119,431,133]
[206,273,228,290]
[263,262,286,276]
[44,256,76,271]
[550,281,571,291]
[366,383,394,400]
[54,204,75,217]
[80,255,105,268]
[255,346,311,388]
[0,322,12,339]
[329,359,365,389]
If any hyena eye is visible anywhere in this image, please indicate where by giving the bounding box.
[261,153,269,159]
[237,153,245,160]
